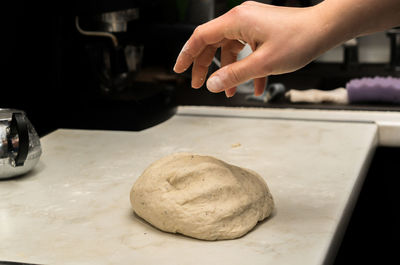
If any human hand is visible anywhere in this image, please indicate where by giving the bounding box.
[173,1,329,97]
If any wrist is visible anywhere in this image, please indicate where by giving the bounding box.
[307,1,360,57]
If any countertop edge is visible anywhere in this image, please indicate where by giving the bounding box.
[177,105,400,147]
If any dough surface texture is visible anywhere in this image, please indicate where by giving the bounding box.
[130,153,274,240]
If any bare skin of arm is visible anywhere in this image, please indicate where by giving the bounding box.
[173,0,400,97]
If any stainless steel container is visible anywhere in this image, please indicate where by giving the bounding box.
[0,109,42,179]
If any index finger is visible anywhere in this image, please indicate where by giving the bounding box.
[173,14,238,73]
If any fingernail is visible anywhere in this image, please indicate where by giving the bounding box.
[173,61,188,73]
[173,42,189,73]
[192,78,204,89]
[207,75,224,92]
[181,41,189,52]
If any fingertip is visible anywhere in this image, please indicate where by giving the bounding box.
[173,63,179,73]
[254,77,267,96]
[191,78,204,89]
[225,87,237,98]
[206,75,225,93]
[254,89,264,97]
[254,85,264,96]
[192,59,210,89]
[173,61,188,73]
[174,44,193,73]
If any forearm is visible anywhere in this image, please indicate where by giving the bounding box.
[319,0,400,35]
[310,0,400,55]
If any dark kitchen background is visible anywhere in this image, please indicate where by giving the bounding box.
[2,0,192,135]
[1,0,398,264]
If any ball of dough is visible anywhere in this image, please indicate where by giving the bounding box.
[130,153,274,240]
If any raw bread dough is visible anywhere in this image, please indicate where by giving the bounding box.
[130,153,274,240]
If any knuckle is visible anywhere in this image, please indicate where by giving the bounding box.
[193,25,204,36]
[241,1,256,6]
[192,25,207,47]
[229,5,247,18]
[226,66,241,84]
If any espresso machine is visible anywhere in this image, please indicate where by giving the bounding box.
[67,0,182,131]
[75,1,142,96]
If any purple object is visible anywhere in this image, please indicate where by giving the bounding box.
[346,76,400,104]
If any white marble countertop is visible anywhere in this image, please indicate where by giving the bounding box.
[0,106,378,265]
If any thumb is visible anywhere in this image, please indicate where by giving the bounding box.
[206,50,267,93]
